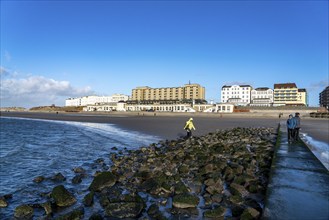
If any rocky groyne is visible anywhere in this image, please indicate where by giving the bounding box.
[1,127,278,219]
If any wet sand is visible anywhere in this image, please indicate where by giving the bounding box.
[1,111,328,143]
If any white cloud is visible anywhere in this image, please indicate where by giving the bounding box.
[0,70,93,108]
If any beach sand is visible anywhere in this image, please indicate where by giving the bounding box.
[1,111,328,143]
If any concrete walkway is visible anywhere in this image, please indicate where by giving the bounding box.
[263,122,329,220]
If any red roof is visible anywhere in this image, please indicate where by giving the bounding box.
[274,83,297,89]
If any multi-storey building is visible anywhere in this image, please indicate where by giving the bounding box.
[319,86,329,110]
[65,94,129,107]
[250,87,274,106]
[131,83,205,102]
[273,83,307,106]
[221,85,252,106]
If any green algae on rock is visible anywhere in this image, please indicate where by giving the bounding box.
[50,185,77,207]
[172,193,200,208]
[204,206,226,218]
[89,171,117,192]
[14,205,34,219]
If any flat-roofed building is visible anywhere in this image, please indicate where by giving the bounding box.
[215,103,235,113]
[131,83,205,102]
[319,86,329,110]
[65,94,129,107]
[273,83,307,106]
[250,87,274,106]
[221,85,252,106]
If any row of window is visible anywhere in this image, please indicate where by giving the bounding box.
[251,91,273,94]
[274,90,297,92]
[222,91,250,94]
[217,106,231,111]
[252,100,271,103]
[131,105,188,111]
[135,92,200,96]
[222,95,249,99]
[222,87,251,91]
[251,96,273,98]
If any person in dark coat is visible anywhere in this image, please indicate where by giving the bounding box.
[292,112,301,141]
[286,114,296,143]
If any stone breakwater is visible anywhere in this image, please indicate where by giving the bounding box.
[2,127,277,219]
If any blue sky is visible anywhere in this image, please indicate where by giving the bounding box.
[1,0,328,108]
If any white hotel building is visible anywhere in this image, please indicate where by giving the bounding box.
[65,94,129,107]
[250,87,274,106]
[221,85,252,106]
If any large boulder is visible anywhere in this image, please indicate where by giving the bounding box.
[105,202,144,218]
[172,193,200,209]
[14,204,34,219]
[89,172,117,192]
[140,174,169,196]
[174,181,189,194]
[204,206,226,218]
[104,194,145,218]
[240,207,260,220]
[204,178,223,195]
[230,183,249,198]
[50,185,76,207]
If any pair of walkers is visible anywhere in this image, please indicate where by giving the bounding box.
[286,112,301,143]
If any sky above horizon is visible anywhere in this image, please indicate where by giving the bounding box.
[1,1,328,108]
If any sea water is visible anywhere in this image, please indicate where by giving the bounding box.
[300,133,329,170]
[0,117,161,219]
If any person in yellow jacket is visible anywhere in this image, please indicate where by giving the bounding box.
[184,118,196,138]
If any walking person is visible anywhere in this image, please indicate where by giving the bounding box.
[292,112,301,141]
[286,114,296,144]
[184,118,196,138]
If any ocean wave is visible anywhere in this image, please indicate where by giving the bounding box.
[61,121,160,147]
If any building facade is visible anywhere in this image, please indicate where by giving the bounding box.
[215,103,235,113]
[273,83,307,106]
[250,87,274,106]
[221,85,252,106]
[83,102,235,113]
[65,94,129,107]
[131,83,205,101]
[319,86,329,110]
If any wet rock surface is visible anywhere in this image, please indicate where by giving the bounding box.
[50,185,76,207]
[14,204,34,219]
[106,127,276,219]
[2,127,277,219]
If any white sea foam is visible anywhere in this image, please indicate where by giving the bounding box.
[1,116,161,147]
[60,121,161,147]
[301,133,329,170]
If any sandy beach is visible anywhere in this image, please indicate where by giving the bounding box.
[1,111,328,144]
